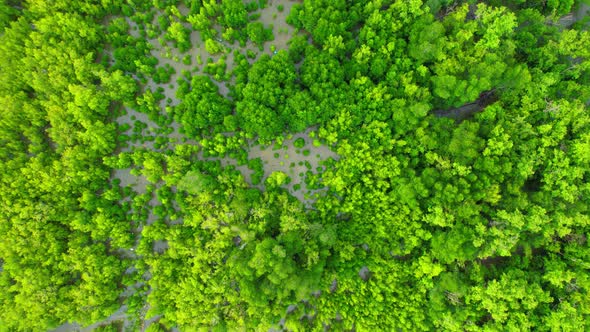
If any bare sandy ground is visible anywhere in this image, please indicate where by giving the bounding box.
[232,128,338,205]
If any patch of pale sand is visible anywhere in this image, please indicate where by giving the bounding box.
[146,193,159,225]
[49,305,172,332]
[49,323,80,332]
[49,306,128,332]
[79,306,128,332]
[143,28,215,102]
[556,3,590,28]
[221,0,299,70]
[250,129,338,205]
[113,168,149,193]
[575,3,590,22]
[153,240,169,254]
[112,167,157,232]
[211,127,339,206]
[116,109,160,150]
[167,121,185,142]
[117,107,153,129]
[260,0,299,50]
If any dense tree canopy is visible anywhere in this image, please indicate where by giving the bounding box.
[1,0,589,330]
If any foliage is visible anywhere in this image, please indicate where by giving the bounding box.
[235,51,299,140]
[2,0,590,331]
[173,75,233,138]
[0,1,134,330]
